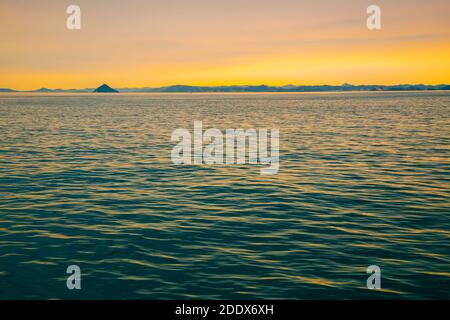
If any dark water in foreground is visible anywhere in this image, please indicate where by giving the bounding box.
[0,92,449,299]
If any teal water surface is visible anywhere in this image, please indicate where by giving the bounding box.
[0,92,449,299]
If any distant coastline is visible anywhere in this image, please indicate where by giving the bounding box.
[1,83,449,93]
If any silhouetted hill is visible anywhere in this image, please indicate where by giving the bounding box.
[0,88,16,92]
[93,84,119,93]
[34,88,68,93]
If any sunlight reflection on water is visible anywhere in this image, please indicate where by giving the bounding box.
[0,92,449,299]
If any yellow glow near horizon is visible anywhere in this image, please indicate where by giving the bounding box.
[1,0,449,90]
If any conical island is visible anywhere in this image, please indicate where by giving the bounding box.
[93,84,119,93]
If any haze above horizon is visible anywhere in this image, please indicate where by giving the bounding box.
[1,0,449,90]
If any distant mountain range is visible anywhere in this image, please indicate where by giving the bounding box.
[1,84,450,93]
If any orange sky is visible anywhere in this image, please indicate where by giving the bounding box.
[1,0,449,90]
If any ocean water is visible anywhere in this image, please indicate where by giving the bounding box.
[0,91,449,299]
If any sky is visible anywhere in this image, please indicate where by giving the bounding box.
[1,0,449,90]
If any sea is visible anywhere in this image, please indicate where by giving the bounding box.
[0,91,448,299]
